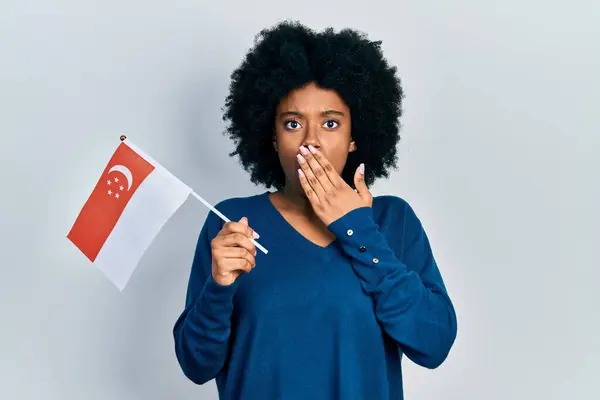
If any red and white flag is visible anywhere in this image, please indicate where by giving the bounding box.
[67,139,191,290]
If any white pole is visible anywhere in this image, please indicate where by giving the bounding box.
[190,190,268,255]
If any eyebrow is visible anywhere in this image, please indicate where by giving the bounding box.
[279,110,345,118]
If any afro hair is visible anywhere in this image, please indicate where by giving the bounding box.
[222,20,404,190]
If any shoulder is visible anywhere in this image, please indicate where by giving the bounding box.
[372,194,425,244]
[206,192,267,225]
[372,194,413,222]
[198,192,265,241]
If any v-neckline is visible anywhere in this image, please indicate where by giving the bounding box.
[262,191,337,257]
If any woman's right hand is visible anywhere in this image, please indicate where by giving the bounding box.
[210,216,259,286]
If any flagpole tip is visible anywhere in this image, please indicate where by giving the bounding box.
[120,135,127,141]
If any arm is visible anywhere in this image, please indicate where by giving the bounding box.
[327,198,457,369]
[172,211,239,384]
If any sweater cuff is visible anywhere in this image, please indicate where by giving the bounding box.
[327,206,405,287]
[327,206,376,242]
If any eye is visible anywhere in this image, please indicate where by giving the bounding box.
[323,119,339,129]
[284,120,302,130]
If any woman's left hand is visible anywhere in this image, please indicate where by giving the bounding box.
[297,145,373,226]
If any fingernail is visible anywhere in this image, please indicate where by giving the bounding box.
[253,231,260,239]
[299,146,309,155]
[308,145,317,154]
[296,154,306,164]
[359,163,365,174]
[254,250,257,256]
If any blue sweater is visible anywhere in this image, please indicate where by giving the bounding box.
[173,191,457,399]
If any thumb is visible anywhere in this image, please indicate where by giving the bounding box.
[354,163,368,197]
[238,216,259,239]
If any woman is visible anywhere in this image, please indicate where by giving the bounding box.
[173,21,457,399]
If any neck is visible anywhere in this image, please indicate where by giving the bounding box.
[277,184,318,219]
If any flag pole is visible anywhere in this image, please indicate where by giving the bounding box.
[189,190,268,254]
[119,135,268,255]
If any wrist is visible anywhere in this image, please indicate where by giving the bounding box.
[204,273,239,300]
[211,271,236,287]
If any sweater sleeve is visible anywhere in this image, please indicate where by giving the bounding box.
[327,199,457,369]
[172,210,239,384]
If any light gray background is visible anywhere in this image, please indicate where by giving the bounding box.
[1,1,598,399]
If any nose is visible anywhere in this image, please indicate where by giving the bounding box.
[302,124,320,150]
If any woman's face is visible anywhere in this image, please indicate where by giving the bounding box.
[274,82,356,194]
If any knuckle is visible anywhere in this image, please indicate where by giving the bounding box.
[308,177,318,186]
[234,232,246,242]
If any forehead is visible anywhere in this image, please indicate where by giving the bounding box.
[276,82,349,114]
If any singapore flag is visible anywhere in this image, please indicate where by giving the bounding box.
[67,139,191,290]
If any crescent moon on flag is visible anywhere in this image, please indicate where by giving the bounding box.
[108,165,133,190]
